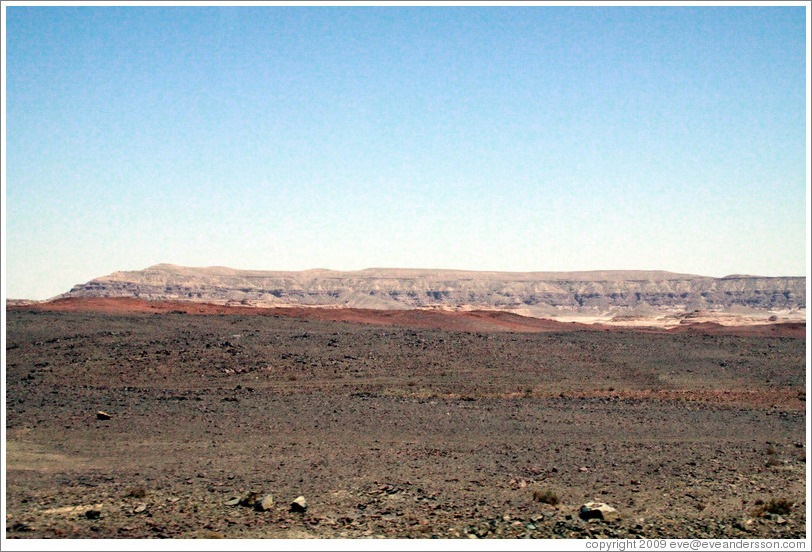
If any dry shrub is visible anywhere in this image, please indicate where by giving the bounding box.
[532,489,559,506]
[126,486,147,499]
[751,498,793,517]
[765,455,782,468]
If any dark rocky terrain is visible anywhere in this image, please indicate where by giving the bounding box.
[60,264,806,317]
[4,302,806,540]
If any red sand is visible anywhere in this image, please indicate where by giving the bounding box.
[10,297,805,338]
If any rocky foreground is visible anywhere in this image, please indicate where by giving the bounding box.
[5,307,806,540]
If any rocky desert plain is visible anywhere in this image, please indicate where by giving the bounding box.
[4,265,808,541]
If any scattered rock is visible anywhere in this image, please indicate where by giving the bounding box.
[579,502,620,522]
[11,521,32,532]
[85,509,102,519]
[254,494,274,512]
[225,498,240,506]
[133,503,148,514]
[290,495,308,513]
[238,491,260,508]
[579,467,589,472]
[96,411,112,420]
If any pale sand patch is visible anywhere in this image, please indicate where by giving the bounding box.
[40,504,104,516]
[540,309,806,328]
[6,438,94,473]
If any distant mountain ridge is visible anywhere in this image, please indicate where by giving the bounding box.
[60,264,806,318]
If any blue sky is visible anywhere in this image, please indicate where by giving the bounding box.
[3,4,808,299]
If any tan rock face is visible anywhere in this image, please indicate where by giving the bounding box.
[61,264,805,318]
[254,495,274,512]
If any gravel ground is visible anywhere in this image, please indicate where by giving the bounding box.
[4,308,807,540]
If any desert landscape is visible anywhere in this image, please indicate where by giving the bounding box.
[6,1,807,545]
[3,266,807,540]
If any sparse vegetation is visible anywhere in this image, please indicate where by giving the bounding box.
[765,449,782,467]
[765,456,782,467]
[126,486,147,499]
[532,489,559,506]
[751,498,793,517]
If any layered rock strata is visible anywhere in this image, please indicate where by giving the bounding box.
[61,264,805,317]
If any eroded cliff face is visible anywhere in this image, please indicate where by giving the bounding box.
[60,264,806,317]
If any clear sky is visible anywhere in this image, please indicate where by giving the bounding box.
[3,3,809,299]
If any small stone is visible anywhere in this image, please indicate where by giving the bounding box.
[225,498,240,506]
[290,495,307,513]
[96,411,112,420]
[579,502,620,522]
[254,495,274,512]
[775,516,787,525]
[579,467,589,472]
[133,504,148,514]
[239,491,260,508]
[85,509,102,520]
